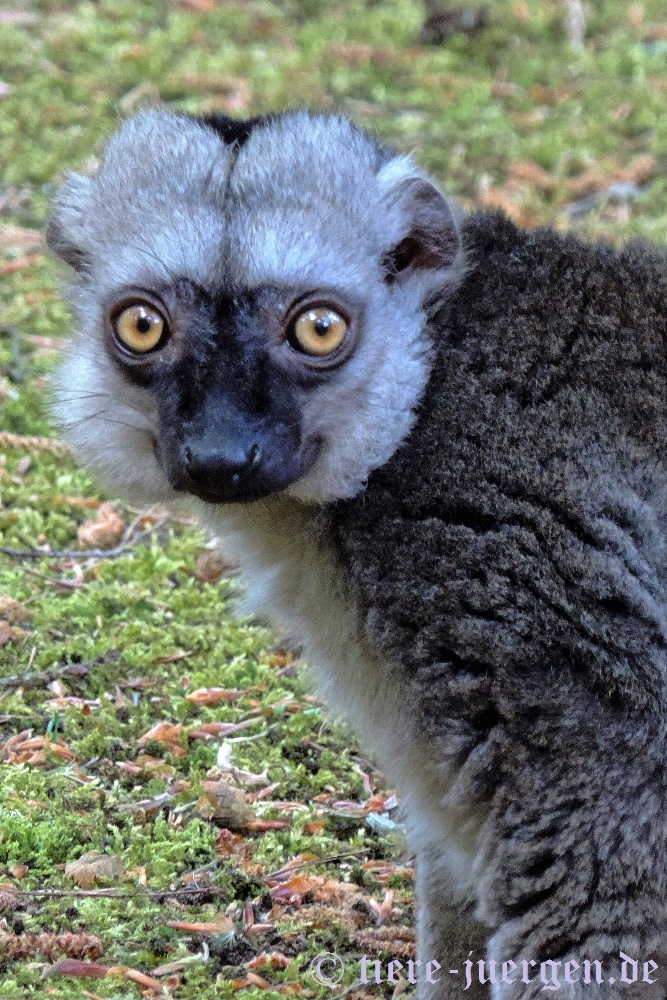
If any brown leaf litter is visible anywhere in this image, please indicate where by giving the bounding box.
[76,502,125,550]
[64,852,125,889]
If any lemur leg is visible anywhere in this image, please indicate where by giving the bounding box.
[473,735,667,1000]
[416,843,490,1000]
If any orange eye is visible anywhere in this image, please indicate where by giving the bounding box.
[113,303,167,354]
[290,307,348,357]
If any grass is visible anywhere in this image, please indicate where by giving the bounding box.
[0,0,666,997]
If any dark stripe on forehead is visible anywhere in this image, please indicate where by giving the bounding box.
[196,112,279,149]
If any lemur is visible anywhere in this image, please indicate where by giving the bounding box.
[47,108,667,998]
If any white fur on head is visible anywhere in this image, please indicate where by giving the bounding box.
[48,109,462,505]
[49,112,236,504]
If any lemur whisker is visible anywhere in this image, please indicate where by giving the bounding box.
[54,408,111,432]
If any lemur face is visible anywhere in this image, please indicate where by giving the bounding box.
[105,280,358,505]
[47,110,459,506]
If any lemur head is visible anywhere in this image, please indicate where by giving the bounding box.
[47,110,460,507]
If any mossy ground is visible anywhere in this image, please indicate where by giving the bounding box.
[0,1,666,997]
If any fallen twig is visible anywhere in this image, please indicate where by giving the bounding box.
[265,849,370,881]
[0,513,170,561]
[0,658,92,690]
[15,886,226,901]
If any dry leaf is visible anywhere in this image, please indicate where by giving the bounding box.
[246,952,291,970]
[47,958,109,979]
[116,761,143,775]
[186,687,244,705]
[127,866,148,887]
[138,721,186,756]
[108,965,167,994]
[0,733,78,767]
[194,548,232,583]
[64,852,124,889]
[302,820,325,835]
[233,975,269,991]
[363,794,389,813]
[55,495,102,510]
[0,620,27,646]
[246,782,281,802]
[195,778,254,829]
[167,913,234,935]
[213,828,250,860]
[189,718,258,740]
[507,160,557,192]
[77,503,125,550]
[244,818,288,832]
[268,874,321,906]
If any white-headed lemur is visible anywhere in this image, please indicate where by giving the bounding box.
[47,109,667,999]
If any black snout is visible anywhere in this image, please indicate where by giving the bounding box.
[181,441,261,499]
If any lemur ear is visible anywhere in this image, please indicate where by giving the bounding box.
[378,159,459,284]
[46,172,94,273]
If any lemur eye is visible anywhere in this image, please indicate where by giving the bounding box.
[113,303,167,354]
[290,307,348,357]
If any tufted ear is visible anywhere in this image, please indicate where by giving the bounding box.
[378,160,459,285]
[46,172,95,273]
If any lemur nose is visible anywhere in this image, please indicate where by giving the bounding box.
[182,442,262,492]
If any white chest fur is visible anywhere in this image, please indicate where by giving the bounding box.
[202,494,482,898]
